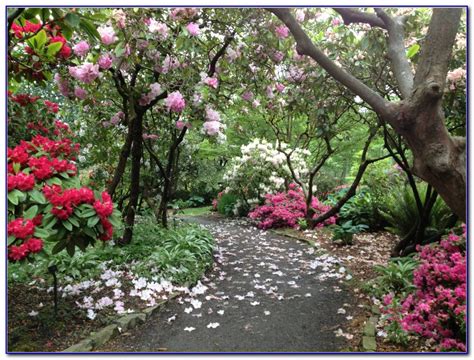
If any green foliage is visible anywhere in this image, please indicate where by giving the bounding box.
[8,216,215,286]
[216,193,239,217]
[331,220,368,245]
[379,183,453,238]
[297,218,308,230]
[365,257,419,299]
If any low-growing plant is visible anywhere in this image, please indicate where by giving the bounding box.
[365,256,419,298]
[331,220,368,245]
[216,192,239,217]
[381,226,466,352]
[380,183,453,238]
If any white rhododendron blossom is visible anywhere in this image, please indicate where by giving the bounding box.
[222,138,311,204]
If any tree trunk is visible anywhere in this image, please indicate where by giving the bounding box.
[107,118,134,198]
[121,109,143,245]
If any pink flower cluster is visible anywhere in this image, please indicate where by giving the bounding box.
[165,91,186,112]
[98,26,118,45]
[204,77,218,89]
[69,62,100,84]
[203,107,222,136]
[170,8,198,21]
[148,19,169,39]
[73,40,90,57]
[382,228,467,352]
[275,25,290,39]
[186,22,200,36]
[139,82,162,106]
[248,185,337,229]
[98,54,113,69]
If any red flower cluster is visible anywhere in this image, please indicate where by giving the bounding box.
[30,135,79,159]
[44,100,59,113]
[8,172,35,191]
[44,185,95,220]
[94,192,114,241]
[8,218,35,239]
[8,134,79,184]
[8,92,40,106]
[11,20,42,39]
[8,237,44,261]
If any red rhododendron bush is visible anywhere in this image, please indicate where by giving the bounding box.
[381,226,466,352]
[7,92,121,261]
[248,184,337,229]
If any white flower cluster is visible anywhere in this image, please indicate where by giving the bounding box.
[223,138,310,200]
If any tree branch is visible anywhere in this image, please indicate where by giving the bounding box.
[208,32,235,77]
[334,8,386,28]
[267,8,391,118]
[413,8,462,95]
[375,8,414,98]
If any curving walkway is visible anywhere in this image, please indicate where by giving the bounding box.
[97,216,355,353]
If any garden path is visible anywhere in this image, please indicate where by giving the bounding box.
[97,215,355,352]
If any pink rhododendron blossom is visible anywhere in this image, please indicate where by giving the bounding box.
[203,121,220,136]
[275,83,285,93]
[242,91,253,102]
[69,62,100,84]
[332,18,342,26]
[161,55,180,74]
[74,86,88,99]
[170,8,198,21]
[176,120,185,130]
[272,51,284,63]
[275,25,289,39]
[186,22,200,36]
[139,83,162,106]
[266,85,274,99]
[112,9,127,29]
[205,107,221,122]
[98,54,113,69]
[295,9,306,22]
[204,77,218,89]
[54,73,71,97]
[148,19,169,39]
[165,91,186,112]
[98,26,118,45]
[73,40,90,57]
[109,111,124,125]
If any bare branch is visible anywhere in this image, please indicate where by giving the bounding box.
[334,8,386,28]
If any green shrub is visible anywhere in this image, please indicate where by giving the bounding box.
[379,183,453,238]
[326,187,383,230]
[8,216,215,286]
[364,256,419,298]
[331,220,368,245]
[217,193,239,217]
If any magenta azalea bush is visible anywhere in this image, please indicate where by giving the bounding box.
[382,226,466,352]
[248,184,337,229]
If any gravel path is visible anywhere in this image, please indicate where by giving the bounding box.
[96,216,355,353]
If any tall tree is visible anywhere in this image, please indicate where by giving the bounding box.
[268,8,466,221]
